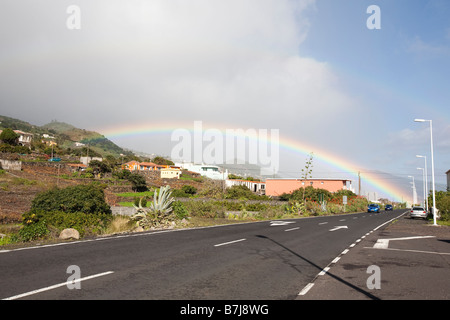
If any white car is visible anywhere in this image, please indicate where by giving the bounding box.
[410,206,428,219]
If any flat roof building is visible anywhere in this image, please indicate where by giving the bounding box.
[265,178,353,197]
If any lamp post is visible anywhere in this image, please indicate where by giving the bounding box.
[414,119,437,226]
[416,155,428,212]
[417,167,425,208]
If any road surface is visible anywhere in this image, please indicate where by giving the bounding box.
[0,209,405,300]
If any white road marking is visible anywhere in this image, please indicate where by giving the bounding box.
[329,226,348,232]
[285,227,300,232]
[318,222,328,225]
[372,236,436,249]
[3,271,114,300]
[366,247,450,256]
[270,221,295,227]
[318,267,330,276]
[298,283,315,296]
[214,238,247,247]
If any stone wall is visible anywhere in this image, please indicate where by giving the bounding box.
[0,159,22,171]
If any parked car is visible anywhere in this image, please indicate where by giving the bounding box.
[368,204,380,213]
[410,206,428,219]
[385,204,393,211]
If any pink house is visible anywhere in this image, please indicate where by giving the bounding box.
[265,178,352,197]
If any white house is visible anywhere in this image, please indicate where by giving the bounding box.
[161,167,182,179]
[226,179,266,195]
[175,162,227,180]
[446,170,450,191]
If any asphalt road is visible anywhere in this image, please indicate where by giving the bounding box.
[0,209,405,300]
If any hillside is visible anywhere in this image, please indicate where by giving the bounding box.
[0,115,131,158]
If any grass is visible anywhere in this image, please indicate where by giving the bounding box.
[103,216,134,234]
[116,191,155,198]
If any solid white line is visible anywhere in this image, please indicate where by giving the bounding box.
[285,227,300,232]
[3,271,114,300]
[365,247,450,255]
[214,238,246,247]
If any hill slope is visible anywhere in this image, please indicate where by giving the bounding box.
[0,116,130,158]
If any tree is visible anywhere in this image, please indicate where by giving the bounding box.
[128,173,148,192]
[152,156,174,166]
[300,152,314,204]
[0,128,19,145]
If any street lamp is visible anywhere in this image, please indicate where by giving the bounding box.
[416,155,429,211]
[414,119,437,226]
[417,167,425,208]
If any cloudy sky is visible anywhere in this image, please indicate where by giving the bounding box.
[1,0,449,202]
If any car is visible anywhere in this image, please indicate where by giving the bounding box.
[410,206,428,219]
[385,204,393,211]
[368,204,380,213]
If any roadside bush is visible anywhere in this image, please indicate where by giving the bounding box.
[14,220,49,242]
[436,193,450,221]
[15,183,113,242]
[183,200,224,219]
[172,201,189,219]
[29,183,111,215]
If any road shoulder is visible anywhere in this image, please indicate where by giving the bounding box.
[297,213,450,300]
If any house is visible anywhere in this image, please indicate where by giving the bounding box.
[122,160,140,171]
[446,170,450,191]
[15,130,33,146]
[265,178,353,197]
[226,179,266,195]
[161,167,182,179]
[80,156,103,166]
[0,129,33,146]
[175,162,227,180]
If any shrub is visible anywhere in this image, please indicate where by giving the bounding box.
[30,183,111,215]
[16,220,49,242]
[131,185,176,229]
[172,201,189,219]
[436,193,450,221]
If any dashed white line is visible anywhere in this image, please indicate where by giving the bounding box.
[285,227,300,232]
[298,283,315,296]
[3,271,114,300]
[298,211,408,297]
[214,239,247,247]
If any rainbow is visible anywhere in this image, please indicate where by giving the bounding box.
[97,121,407,202]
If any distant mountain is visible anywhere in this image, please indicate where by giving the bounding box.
[0,115,131,158]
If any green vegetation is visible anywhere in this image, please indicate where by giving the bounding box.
[131,186,177,229]
[434,191,450,222]
[6,183,113,243]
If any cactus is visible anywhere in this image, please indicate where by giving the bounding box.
[131,185,175,229]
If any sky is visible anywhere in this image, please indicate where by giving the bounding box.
[0,0,449,203]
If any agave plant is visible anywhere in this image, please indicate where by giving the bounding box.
[131,186,175,229]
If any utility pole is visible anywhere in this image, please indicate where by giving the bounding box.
[358,171,361,196]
